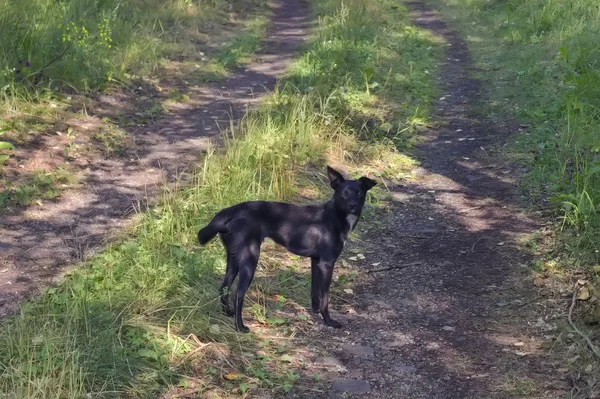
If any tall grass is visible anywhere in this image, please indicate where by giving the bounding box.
[0,0,259,101]
[0,0,438,397]
[441,0,600,266]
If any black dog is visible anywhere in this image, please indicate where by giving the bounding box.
[197,166,376,332]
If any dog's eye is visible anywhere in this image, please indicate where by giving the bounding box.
[341,191,349,198]
[357,191,362,196]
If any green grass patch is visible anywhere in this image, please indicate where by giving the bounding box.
[217,15,269,68]
[0,167,75,208]
[438,0,600,269]
[0,0,440,397]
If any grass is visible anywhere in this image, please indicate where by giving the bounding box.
[437,0,600,270]
[0,0,264,97]
[0,0,268,211]
[0,0,440,397]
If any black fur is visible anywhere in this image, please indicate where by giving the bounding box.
[197,166,376,332]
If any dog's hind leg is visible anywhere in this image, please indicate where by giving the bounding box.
[233,239,260,333]
[315,259,341,329]
[310,257,321,313]
[219,248,238,317]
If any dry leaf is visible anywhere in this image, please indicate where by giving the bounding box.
[578,286,591,301]
[224,372,239,381]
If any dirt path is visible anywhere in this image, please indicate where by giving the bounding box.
[0,0,310,316]
[291,3,568,398]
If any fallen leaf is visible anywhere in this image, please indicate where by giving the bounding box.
[442,326,455,331]
[224,372,239,381]
[348,256,358,261]
[578,286,591,301]
[513,342,525,347]
[343,288,354,294]
[371,262,381,266]
[267,318,287,326]
[280,354,294,363]
[497,242,505,246]
[357,253,365,260]
[533,277,546,287]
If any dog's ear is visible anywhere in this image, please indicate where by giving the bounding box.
[359,176,377,191]
[327,166,345,189]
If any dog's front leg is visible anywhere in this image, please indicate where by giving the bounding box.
[315,259,341,329]
[310,257,321,313]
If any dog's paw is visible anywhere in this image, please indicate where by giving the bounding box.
[326,319,342,329]
[223,308,235,317]
[236,324,250,333]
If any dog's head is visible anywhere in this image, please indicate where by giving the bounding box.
[327,166,377,215]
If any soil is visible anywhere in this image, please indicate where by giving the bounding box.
[0,0,311,315]
[283,2,569,398]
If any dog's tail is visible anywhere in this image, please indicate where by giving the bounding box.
[197,209,233,245]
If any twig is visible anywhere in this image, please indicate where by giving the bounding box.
[366,261,422,274]
[568,283,600,359]
[471,237,482,253]
[459,206,482,214]
[28,42,75,79]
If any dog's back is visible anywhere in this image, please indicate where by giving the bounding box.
[198,201,326,255]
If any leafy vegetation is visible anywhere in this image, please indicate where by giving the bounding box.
[440,0,600,269]
[0,0,440,397]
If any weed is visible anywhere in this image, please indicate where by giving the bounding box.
[92,125,129,155]
[217,16,269,68]
[167,88,191,103]
[0,167,75,208]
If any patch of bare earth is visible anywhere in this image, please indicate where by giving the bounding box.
[0,0,310,315]
[282,3,570,398]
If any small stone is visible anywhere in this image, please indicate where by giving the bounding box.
[332,379,371,394]
[341,344,374,357]
[315,356,344,368]
[393,364,417,374]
